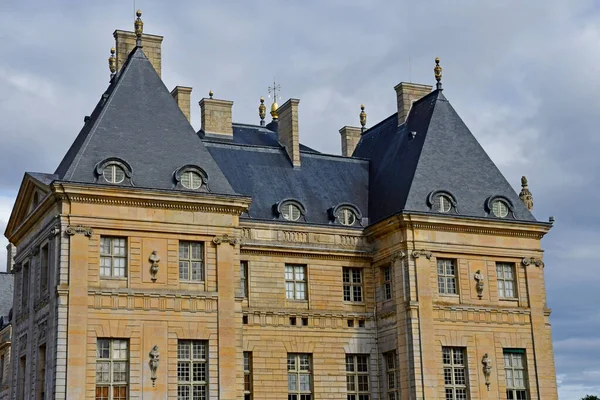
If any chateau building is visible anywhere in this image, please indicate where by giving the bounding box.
[3,11,558,400]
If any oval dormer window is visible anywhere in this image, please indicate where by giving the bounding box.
[281,203,302,221]
[103,164,126,184]
[437,194,452,213]
[181,171,203,190]
[337,207,357,226]
[492,199,510,218]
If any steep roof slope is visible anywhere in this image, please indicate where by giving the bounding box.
[354,89,535,224]
[54,47,234,194]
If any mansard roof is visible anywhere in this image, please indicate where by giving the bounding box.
[54,46,235,195]
[354,89,536,224]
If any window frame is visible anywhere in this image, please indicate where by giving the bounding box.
[337,207,357,226]
[21,261,29,310]
[287,353,312,400]
[103,164,126,184]
[100,237,128,278]
[346,354,370,400]
[496,262,517,299]
[382,266,393,301]
[384,351,399,400]
[40,243,49,292]
[177,340,208,400]
[95,338,129,400]
[240,260,249,298]
[244,351,253,400]
[504,350,528,400]
[181,171,203,190]
[37,344,47,400]
[437,258,458,295]
[442,347,469,400]
[343,267,364,303]
[285,264,308,301]
[179,241,205,283]
[282,202,302,222]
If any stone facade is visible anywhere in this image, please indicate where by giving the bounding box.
[113,30,163,77]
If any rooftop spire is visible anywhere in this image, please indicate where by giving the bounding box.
[519,176,534,211]
[434,57,442,90]
[259,97,266,126]
[268,80,281,120]
[108,47,116,80]
[360,104,367,133]
[134,9,144,47]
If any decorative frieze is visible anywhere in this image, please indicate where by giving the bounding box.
[278,230,308,243]
[65,225,93,237]
[433,304,530,325]
[89,291,218,313]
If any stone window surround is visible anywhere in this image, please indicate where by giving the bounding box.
[177,340,208,400]
[178,241,205,283]
[243,351,252,400]
[287,353,312,400]
[100,236,128,278]
[437,258,458,295]
[285,264,308,301]
[343,267,364,303]
[345,354,370,399]
[442,346,469,400]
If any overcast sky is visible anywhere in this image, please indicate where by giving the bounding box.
[0,1,598,398]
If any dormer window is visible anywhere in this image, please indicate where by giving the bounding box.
[337,208,357,226]
[275,199,307,222]
[427,190,458,214]
[492,200,509,218]
[330,204,362,226]
[437,195,452,213]
[485,196,514,219]
[173,165,209,191]
[95,158,133,186]
[103,164,126,184]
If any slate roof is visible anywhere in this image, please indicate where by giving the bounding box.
[0,272,14,326]
[354,89,536,224]
[54,47,235,195]
[204,141,369,225]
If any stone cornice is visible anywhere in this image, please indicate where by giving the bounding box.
[241,246,372,261]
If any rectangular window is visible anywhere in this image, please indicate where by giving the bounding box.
[96,338,128,400]
[22,262,29,309]
[504,350,528,400]
[288,353,312,400]
[179,242,204,282]
[40,244,49,291]
[384,351,398,400]
[497,263,516,298]
[437,259,457,295]
[442,347,468,400]
[177,340,208,400]
[285,265,307,300]
[346,354,370,400]
[37,344,46,400]
[244,352,253,400]
[0,354,4,383]
[383,266,393,301]
[343,267,363,302]
[100,237,127,278]
[18,356,26,400]
[241,261,249,298]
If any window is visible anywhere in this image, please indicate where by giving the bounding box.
[437,259,457,295]
[103,164,126,184]
[241,261,249,297]
[179,242,204,282]
[443,347,468,400]
[282,202,302,221]
[181,171,203,190]
[437,195,452,213]
[504,350,528,400]
[337,208,357,226]
[177,340,208,400]
[492,200,509,218]
[384,351,398,400]
[288,354,312,400]
[37,344,46,400]
[22,261,29,309]
[100,237,127,277]
[383,266,393,301]
[346,354,370,400]
[244,352,253,400]
[96,339,128,400]
[0,354,4,383]
[497,263,516,298]
[18,356,26,400]
[343,268,363,302]
[40,244,49,291]
[285,265,307,300]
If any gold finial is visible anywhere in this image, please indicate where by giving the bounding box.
[270,101,279,119]
[434,57,443,90]
[359,104,367,133]
[259,97,267,126]
[209,90,214,99]
[108,47,116,79]
[134,9,144,46]
[268,80,281,120]
[519,175,534,211]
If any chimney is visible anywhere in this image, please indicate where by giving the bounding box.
[339,126,362,157]
[113,30,164,77]
[199,93,233,137]
[394,82,432,125]
[278,99,301,167]
[171,86,193,122]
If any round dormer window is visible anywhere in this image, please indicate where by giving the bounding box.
[337,207,357,226]
[492,199,509,218]
[103,164,126,184]
[181,171,203,190]
[437,195,452,213]
[281,203,302,221]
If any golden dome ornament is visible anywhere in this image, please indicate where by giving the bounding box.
[108,47,116,79]
[434,57,443,90]
[134,9,144,46]
[360,104,367,133]
[259,97,267,126]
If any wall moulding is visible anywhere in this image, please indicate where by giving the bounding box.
[65,225,93,237]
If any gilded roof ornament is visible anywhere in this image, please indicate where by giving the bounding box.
[434,57,442,90]
[209,90,214,99]
[108,47,116,79]
[519,175,534,211]
[259,97,267,126]
[268,81,281,120]
[134,9,144,46]
[360,104,367,133]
